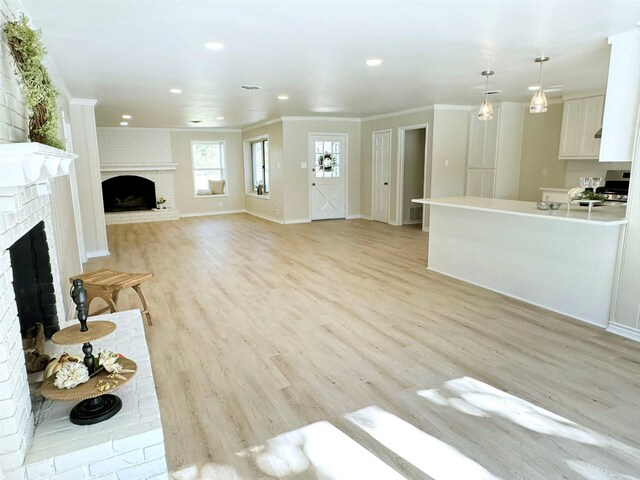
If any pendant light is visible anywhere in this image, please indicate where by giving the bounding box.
[530,56,550,113]
[478,70,494,121]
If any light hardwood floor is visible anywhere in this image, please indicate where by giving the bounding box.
[86,214,640,480]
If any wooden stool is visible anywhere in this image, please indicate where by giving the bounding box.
[69,268,154,326]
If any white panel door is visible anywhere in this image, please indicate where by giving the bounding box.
[310,135,346,220]
[466,169,495,198]
[372,130,391,222]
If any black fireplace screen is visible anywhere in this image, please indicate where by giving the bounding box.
[102,175,156,212]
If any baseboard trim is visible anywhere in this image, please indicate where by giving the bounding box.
[246,211,285,224]
[426,266,608,329]
[346,214,370,220]
[179,209,245,218]
[606,323,640,342]
[284,218,311,224]
[86,249,110,258]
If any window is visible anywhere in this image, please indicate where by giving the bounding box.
[314,140,341,178]
[250,139,269,193]
[191,141,226,196]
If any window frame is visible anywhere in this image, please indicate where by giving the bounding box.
[243,134,271,199]
[190,140,228,198]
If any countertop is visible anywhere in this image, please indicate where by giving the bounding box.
[412,196,628,225]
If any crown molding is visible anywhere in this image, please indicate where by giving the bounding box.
[280,116,361,123]
[432,104,474,111]
[96,126,242,133]
[362,105,434,122]
[241,118,282,132]
[70,98,98,106]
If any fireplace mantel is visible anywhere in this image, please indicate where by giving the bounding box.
[0,142,77,187]
[100,162,178,172]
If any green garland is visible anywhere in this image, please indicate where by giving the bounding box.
[3,15,64,149]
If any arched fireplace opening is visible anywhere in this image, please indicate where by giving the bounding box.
[102,175,156,212]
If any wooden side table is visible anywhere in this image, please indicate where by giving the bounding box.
[70,268,154,326]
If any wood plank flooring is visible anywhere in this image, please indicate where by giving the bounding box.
[85,214,640,479]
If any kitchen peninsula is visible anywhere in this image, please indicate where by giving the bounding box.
[412,197,627,327]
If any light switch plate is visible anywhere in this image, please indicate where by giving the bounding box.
[301,162,307,168]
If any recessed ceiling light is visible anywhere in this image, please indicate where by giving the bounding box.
[278,94,289,100]
[169,88,182,94]
[120,121,129,126]
[366,58,383,66]
[241,85,262,90]
[528,85,540,91]
[216,116,224,120]
[205,41,225,50]
[122,114,132,119]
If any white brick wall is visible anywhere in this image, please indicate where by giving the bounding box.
[0,185,60,473]
[22,310,168,480]
[97,128,172,165]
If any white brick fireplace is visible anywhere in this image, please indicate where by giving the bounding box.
[0,143,168,479]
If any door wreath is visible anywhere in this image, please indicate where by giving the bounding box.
[318,152,335,172]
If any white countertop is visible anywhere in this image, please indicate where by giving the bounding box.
[412,196,628,225]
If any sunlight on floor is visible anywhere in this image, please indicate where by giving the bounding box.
[170,377,639,479]
[346,405,501,480]
[240,421,405,479]
[417,376,640,458]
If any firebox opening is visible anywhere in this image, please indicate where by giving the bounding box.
[8,221,59,339]
[102,175,156,212]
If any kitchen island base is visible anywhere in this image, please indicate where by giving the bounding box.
[423,200,625,327]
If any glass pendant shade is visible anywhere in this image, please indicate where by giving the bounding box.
[529,89,548,113]
[478,98,494,120]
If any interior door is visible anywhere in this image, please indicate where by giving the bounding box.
[310,135,346,220]
[466,169,496,198]
[372,130,391,222]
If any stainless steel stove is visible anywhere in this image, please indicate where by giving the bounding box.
[597,170,630,204]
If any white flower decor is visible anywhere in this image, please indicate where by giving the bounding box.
[97,350,134,377]
[568,187,585,201]
[53,361,89,389]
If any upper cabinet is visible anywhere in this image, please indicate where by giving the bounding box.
[599,29,640,163]
[558,95,604,160]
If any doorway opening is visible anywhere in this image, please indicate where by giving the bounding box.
[397,124,430,231]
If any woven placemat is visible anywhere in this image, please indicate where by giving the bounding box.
[41,357,137,401]
[52,321,116,345]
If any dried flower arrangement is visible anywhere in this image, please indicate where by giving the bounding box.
[3,14,64,149]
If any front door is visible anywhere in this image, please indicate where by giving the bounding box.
[310,135,346,220]
[372,130,391,222]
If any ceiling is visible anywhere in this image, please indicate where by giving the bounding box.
[23,0,640,129]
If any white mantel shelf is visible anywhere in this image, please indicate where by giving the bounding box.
[0,142,77,187]
[100,163,178,172]
[412,196,628,226]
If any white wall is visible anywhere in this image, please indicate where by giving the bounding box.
[361,108,434,223]
[495,102,525,200]
[242,121,285,222]
[69,100,109,257]
[430,108,470,198]
[564,159,633,188]
[282,118,361,222]
[517,103,566,201]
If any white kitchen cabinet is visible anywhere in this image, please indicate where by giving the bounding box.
[467,108,499,168]
[466,103,524,200]
[466,168,495,198]
[558,95,604,159]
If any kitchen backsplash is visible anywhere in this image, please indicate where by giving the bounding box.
[564,159,633,188]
